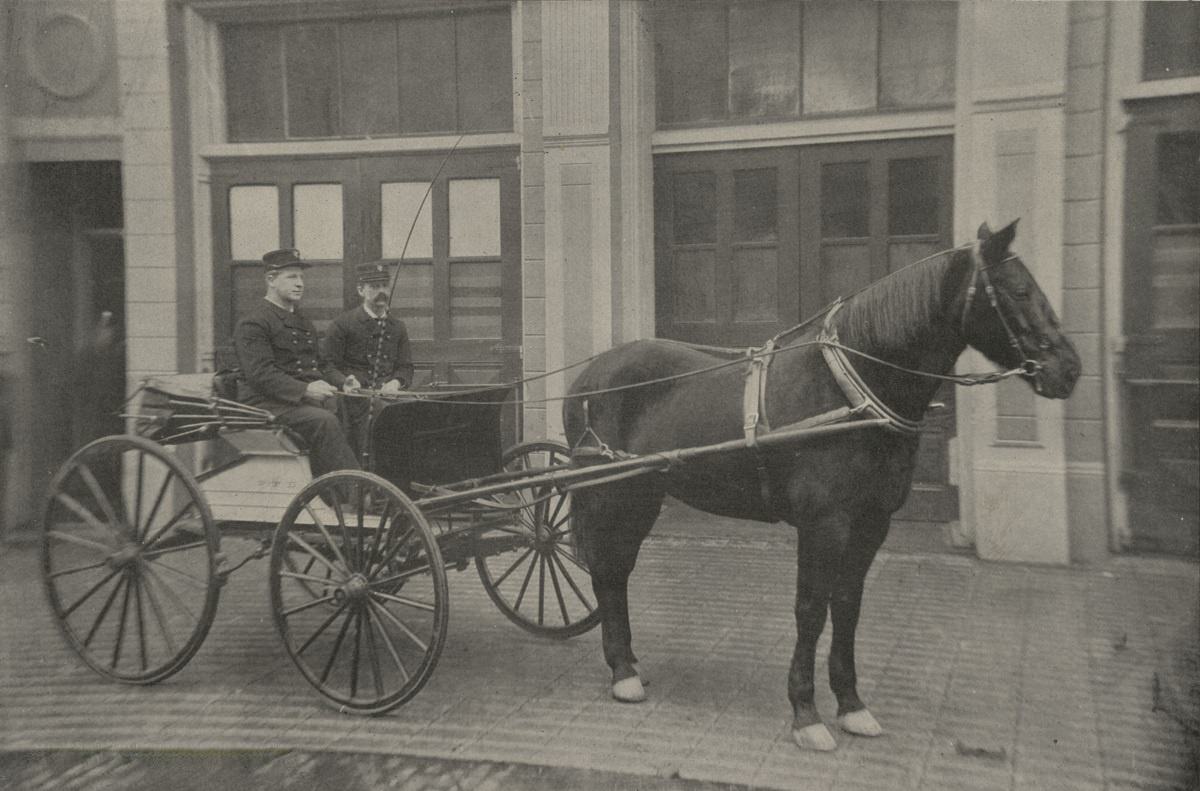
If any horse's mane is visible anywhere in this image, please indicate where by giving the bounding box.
[834,247,967,354]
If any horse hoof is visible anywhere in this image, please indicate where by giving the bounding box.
[838,709,883,737]
[792,723,837,751]
[611,676,646,703]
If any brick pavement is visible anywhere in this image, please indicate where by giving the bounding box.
[1,522,1196,790]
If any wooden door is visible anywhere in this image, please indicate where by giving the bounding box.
[799,137,957,523]
[1121,97,1199,556]
[211,150,523,439]
[654,149,800,346]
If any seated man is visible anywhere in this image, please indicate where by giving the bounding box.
[325,260,415,458]
[234,248,360,477]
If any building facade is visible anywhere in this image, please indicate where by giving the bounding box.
[1,0,1196,562]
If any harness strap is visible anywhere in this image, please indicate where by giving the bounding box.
[742,340,777,520]
[819,301,923,436]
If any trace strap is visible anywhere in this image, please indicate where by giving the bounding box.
[742,340,777,521]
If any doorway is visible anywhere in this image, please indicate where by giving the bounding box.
[28,161,126,500]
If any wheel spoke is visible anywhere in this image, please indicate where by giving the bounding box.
[141,540,208,560]
[132,452,146,536]
[370,522,416,577]
[279,569,342,587]
[513,549,538,613]
[549,550,594,611]
[349,608,363,699]
[142,501,199,553]
[367,599,411,681]
[537,552,546,626]
[138,468,176,541]
[133,573,149,672]
[490,546,535,589]
[51,495,118,546]
[372,590,436,613]
[76,463,125,535]
[61,566,122,619]
[142,565,197,622]
[48,558,110,579]
[147,559,208,590]
[553,544,590,573]
[302,504,351,575]
[545,550,570,625]
[365,499,392,574]
[286,530,347,582]
[368,563,434,591]
[330,493,355,572]
[282,594,336,618]
[368,595,429,653]
[82,573,126,649]
[363,604,384,699]
[140,568,178,656]
[295,600,349,657]
[545,495,568,532]
[111,569,134,668]
[319,605,356,684]
[355,482,366,573]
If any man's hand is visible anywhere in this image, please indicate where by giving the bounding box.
[380,379,403,395]
[342,375,361,393]
[304,379,338,403]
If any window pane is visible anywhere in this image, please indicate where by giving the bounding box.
[399,16,456,134]
[671,172,717,244]
[734,169,778,242]
[457,11,513,132]
[880,1,957,108]
[1144,1,1200,81]
[671,249,716,322]
[229,185,279,260]
[224,25,284,142]
[803,1,878,114]
[284,24,339,138]
[293,183,343,260]
[394,263,434,340]
[821,244,871,300]
[821,162,869,238]
[450,261,502,339]
[1157,132,1200,225]
[729,1,800,119]
[889,157,940,235]
[340,21,399,136]
[449,179,501,257]
[381,182,433,259]
[732,247,778,321]
[655,0,726,124]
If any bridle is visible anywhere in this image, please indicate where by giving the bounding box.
[959,244,1045,384]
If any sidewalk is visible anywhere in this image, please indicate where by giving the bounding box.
[1,515,1196,790]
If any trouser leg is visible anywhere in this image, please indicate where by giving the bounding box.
[273,403,361,477]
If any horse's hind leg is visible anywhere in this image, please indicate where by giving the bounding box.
[575,478,663,703]
[829,513,888,737]
[788,512,851,751]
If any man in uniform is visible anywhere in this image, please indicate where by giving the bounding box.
[234,248,360,476]
[325,261,414,458]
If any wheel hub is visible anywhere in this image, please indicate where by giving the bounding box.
[339,574,370,602]
[107,543,140,569]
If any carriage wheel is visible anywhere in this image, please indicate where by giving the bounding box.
[270,471,448,714]
[41,435,220,684]
[475,441,600,638]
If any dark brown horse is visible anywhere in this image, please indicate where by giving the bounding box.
[562,221,1080,751]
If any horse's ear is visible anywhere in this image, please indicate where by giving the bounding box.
[992,219,1019,251]
[976,222,992,241]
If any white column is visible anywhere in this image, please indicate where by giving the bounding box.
[954,0,1072,564]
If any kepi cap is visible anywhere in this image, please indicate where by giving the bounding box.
[356,260,393,285]
[263,248,311,272]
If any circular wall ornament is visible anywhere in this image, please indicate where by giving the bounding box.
[25,12,108,100]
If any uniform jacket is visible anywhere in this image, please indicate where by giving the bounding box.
[325,307,414,389]
[234,299,345,406]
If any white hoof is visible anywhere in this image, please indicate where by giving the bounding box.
[611,675,646,703]
[792,722,837,751]
[838,709,883,737]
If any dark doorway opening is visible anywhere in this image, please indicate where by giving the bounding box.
[28,161,125,501]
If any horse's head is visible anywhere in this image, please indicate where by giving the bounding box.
[961,221,1080,399]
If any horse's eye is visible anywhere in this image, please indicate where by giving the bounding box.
[1012,289,1030,301]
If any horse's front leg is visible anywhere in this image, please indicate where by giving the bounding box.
[788,514,850,751]
[828,514,889,737]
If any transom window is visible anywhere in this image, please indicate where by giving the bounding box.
[222,9,513,142]
[654,0,956,127]
[1143,1,1200,82]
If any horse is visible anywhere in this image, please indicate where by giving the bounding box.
[562,221,1080,751]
